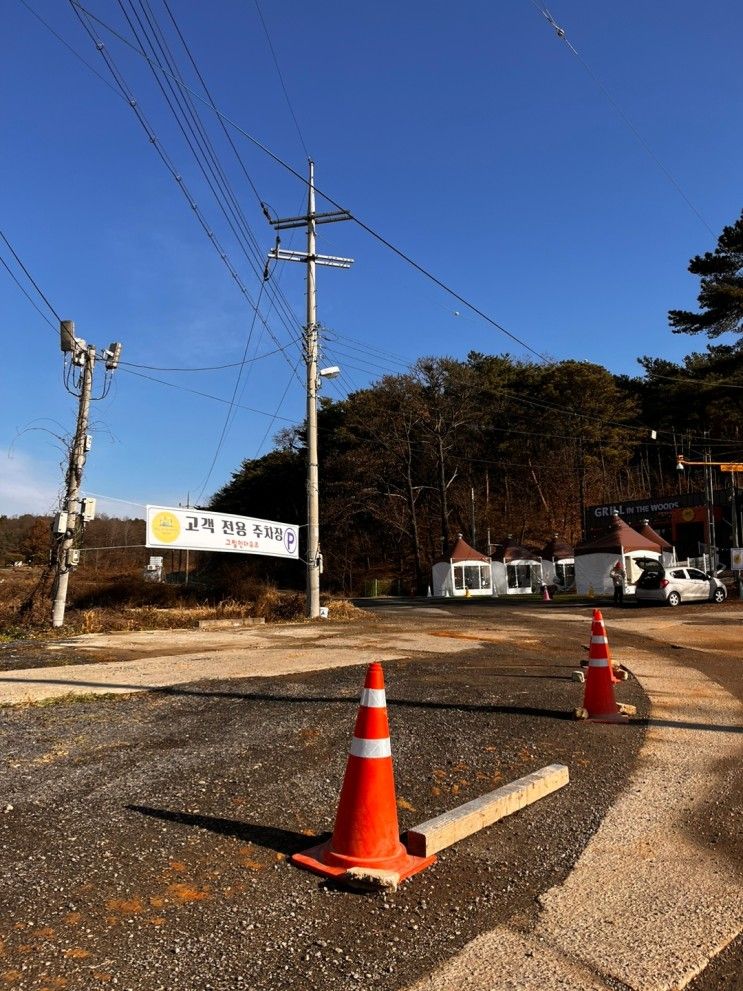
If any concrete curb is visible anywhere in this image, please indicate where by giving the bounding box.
[406,764,569,857]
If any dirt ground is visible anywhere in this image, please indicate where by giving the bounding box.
[0,600,740,991]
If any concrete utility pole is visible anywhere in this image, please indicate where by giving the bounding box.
[266,161,353,618]
[52,321,122,627]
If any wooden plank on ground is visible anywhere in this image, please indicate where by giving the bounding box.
[406,763,569,857]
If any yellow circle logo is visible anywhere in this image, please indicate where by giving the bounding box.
[151,511,181,543]
[681,507,695,522]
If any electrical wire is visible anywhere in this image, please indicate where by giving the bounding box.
[254,355,304,457]
[70,1,305,391]
[0,228,62,322]
[67,0,550,363]
[46,4,742,456]
[253,0,310,160]
[115,0,304,357]
[157,0,310,341]
[19,0,126,100]
[118,342,294,372]
[528,0,715,237]
[118,365,298,423]
[193,280,267,503]
[0,254,56,329]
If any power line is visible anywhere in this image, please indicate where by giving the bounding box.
[156,0,312,345]
[0,254,56,329]
[115,0,304,354]
[528,0,715,237]
[254,356,303,458]
[0,228,62,322]
[118,365,298,423]
[68,0,549,363]
[252,0,310,159]
[119,342,295,372]
[193,281,267,503]
[19,0,125,100]
[69,1,305,390]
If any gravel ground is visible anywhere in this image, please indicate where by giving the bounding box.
[0,631,648,991]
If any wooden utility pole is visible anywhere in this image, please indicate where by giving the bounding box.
[52,322,122,627]
[266,162,353,618]
[52,330,95,627]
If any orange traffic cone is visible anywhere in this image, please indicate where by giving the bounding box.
[542,584,551,601]
[292,662,436,883]
[577,609,630,722]
[591,608,625,683]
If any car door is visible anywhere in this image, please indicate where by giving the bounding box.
[685,568,711,600]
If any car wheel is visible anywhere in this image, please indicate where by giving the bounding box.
[667,591,681,607]
[712,587,726,604]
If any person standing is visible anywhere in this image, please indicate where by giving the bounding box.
[610,560,626,605]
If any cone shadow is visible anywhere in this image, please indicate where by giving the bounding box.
[126,805,323,855]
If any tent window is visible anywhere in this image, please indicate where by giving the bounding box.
[453,565,464,590]
[507,563,532,589]
[555,562,575,587]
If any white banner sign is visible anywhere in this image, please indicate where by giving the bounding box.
[731,548,743,570]
[146,505,299,559]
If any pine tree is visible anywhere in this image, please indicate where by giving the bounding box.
[668,209,743,338]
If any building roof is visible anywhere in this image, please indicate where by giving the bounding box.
[633,519,673,552]
[447,534,490,563]
[540,535,574,560]
[574,514,660,557]
[492,539,542,564]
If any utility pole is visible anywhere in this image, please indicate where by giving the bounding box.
[266,161,353,618]
[52,321,122,627]
[704,445,717,573]
[470,486,476,548]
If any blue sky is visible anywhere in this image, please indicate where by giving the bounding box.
[1,0,742,517]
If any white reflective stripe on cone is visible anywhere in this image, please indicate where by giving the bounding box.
[591,635,609,644]
[359,688,386,708]
[350,736,392,758]
[589,658,610,667]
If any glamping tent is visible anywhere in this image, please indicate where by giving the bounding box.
[540,534,575,590]
[491,540,543,595]
[432,534,493,597]
[574,513,661,596]
[634,519,675,565]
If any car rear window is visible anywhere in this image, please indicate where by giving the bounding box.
[670,570,687,579]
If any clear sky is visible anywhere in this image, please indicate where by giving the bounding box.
[1,0,742,517]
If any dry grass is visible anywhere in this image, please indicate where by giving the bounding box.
[0,566,365,638]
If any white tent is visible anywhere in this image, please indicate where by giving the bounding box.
[491,541,543,595]
[432,534,493,597]
[575,514,661,596]
[540,535,575,590]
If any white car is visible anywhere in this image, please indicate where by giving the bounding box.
[635,565,727,607]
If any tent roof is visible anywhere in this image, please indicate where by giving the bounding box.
[540,536,574,560]
[447,535,490,563]
[574,515,660,556]
[492,540,541,563]
[633,520,673,552]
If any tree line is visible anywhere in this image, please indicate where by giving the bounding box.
[3,211,741,596]
[210,209,743,594]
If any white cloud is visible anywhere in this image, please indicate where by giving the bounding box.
[0,450,61,516]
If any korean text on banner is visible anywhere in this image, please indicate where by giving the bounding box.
[146,506,299,560]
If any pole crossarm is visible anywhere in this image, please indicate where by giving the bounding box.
[268,247,354,268]
[270,209,352,230]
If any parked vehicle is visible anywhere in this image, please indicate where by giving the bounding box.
[636,564,727,607]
